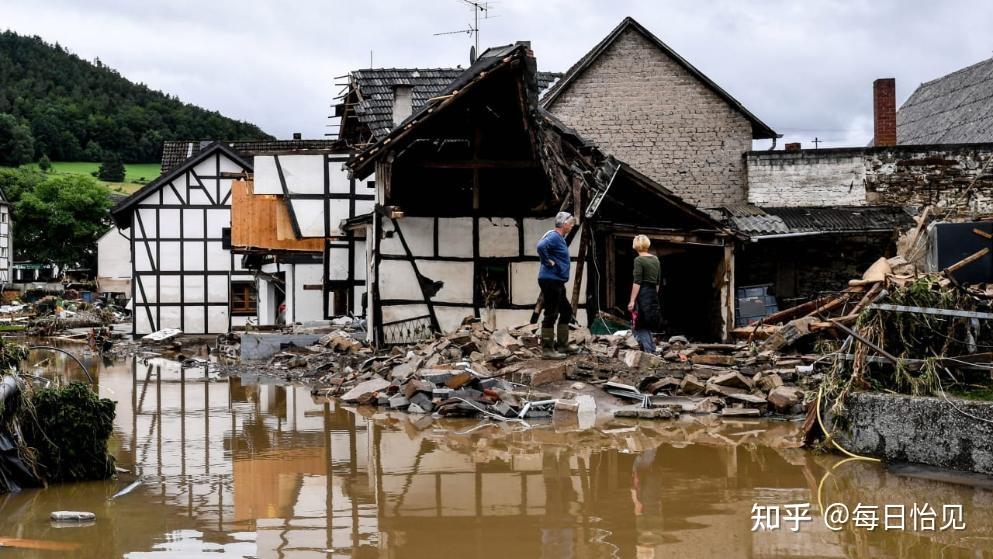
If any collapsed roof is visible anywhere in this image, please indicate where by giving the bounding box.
[334,67,561,146]
[347,42,733,234]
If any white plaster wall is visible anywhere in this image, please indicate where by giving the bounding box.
[523,219,582,257]
[97,228,131,280]
[478,217,519,257]
[509,261,587,306]
[378,259,473,304]
[381,217,435,256]
[746,152,867,207]
[290,263,325,323]
[437,218,473,257]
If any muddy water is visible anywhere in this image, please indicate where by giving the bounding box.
[1,348,992,558]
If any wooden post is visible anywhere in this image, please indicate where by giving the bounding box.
[571,226,589,315]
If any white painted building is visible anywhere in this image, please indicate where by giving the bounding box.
[246,153,374,322]
[96,227,131,296]
[110,142,256,334]
[0,189,10,283]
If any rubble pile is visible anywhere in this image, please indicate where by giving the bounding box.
[303,316,816,422]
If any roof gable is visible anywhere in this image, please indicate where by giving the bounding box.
[897,56,993,145]
[336,67,561,145]
[541,16,777,140]
[111,141,251,228]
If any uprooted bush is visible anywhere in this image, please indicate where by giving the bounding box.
[823,274,993,414]
[17,381,116,483]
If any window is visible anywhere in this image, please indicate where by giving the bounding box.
[231,281,258,316]
[474,260,511,309]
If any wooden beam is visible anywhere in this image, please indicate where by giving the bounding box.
[571,227,589,315]
[416,160,539,169]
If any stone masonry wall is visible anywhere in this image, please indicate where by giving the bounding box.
[548,28,754,208]
[747,144,993,216]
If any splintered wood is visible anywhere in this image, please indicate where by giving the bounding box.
[230,180,324,252]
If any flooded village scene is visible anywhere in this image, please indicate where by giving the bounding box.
[1,1,993,557]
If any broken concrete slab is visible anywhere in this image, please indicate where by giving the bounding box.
[768,386,804,412]
[690,353,736,366]
[680,374,706,395]
[710,371,754,391]
[340,378,390,403]
[240,333,322,362]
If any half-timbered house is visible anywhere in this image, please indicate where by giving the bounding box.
[110,142,256,335]
[347,42,740,344]
[0,188,10,283]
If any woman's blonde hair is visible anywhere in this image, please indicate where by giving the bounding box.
[632,235,651,252]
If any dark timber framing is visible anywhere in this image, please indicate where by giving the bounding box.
[111,142,255,335]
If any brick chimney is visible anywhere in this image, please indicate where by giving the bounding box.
[873,78,897,146]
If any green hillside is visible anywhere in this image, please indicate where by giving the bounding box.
[0,30,273,165]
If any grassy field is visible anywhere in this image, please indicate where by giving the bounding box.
[18,161,161,194]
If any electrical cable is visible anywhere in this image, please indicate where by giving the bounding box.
[27,345,94,384]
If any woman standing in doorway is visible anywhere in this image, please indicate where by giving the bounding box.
[627,235,661,352]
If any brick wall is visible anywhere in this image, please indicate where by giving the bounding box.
[547,27,754,208]
[746,144,993,216]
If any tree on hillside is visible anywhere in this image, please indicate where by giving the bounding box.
[0,113,35,166]
[14,174,112,271]
[0,31,273,163]
[97,153,125,182]
[0,167,44,203]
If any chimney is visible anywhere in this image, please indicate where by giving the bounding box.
[873,78,897,146]
[392,85,413,128]
[292,132,302,140]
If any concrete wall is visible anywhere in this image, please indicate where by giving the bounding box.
[746,144,993,216]
[835,392,993,475]
[547,27,754,208]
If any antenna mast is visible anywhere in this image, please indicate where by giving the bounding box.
[434,0,496,58]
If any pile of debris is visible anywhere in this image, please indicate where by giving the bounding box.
[304,316,815,422]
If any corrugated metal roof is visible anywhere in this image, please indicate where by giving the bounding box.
[345,67,561,141]
[898,56,993,144]
[725,205,914,237]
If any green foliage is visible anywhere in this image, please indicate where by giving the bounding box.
[0,31,272,163]
[0,336,28,370]
[97,152,125,182]
[19,381,116,482]
[14,173,113,269]
[37,154,51,172]
[0,112,35,166]
[0,166,44,203]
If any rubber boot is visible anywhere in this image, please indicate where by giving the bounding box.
[541,327,566,360]
[556,324,580,355]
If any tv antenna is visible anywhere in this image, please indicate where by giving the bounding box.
[434,0,497,60]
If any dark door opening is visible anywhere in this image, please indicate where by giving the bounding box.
[610,236,724,341]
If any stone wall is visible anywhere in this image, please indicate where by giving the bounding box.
[547,27,754,209]
[835,392,993,475]
[746,144,993,216]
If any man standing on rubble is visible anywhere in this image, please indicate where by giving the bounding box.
[536,211,580,359]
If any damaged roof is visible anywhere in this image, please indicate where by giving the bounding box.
[160,139,346,175]
[335,67,560,143]
[541,16,778,140]
[725,205,914,237]
[898,56,993,144]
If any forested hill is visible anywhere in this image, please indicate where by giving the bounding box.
[0,31,272,163]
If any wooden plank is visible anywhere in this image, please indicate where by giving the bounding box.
[973,228,992,240]
[943,247,990,275]
[230,180,323,252]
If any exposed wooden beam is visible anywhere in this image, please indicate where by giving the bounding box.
[414,160,539,169]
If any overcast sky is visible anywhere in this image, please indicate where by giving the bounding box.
[3,0,992,148]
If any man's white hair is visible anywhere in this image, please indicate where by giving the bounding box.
[555,211,575,227]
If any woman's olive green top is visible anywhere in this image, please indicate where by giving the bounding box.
[633,254,660,285]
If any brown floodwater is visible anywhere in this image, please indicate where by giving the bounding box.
[0,344,992,558]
